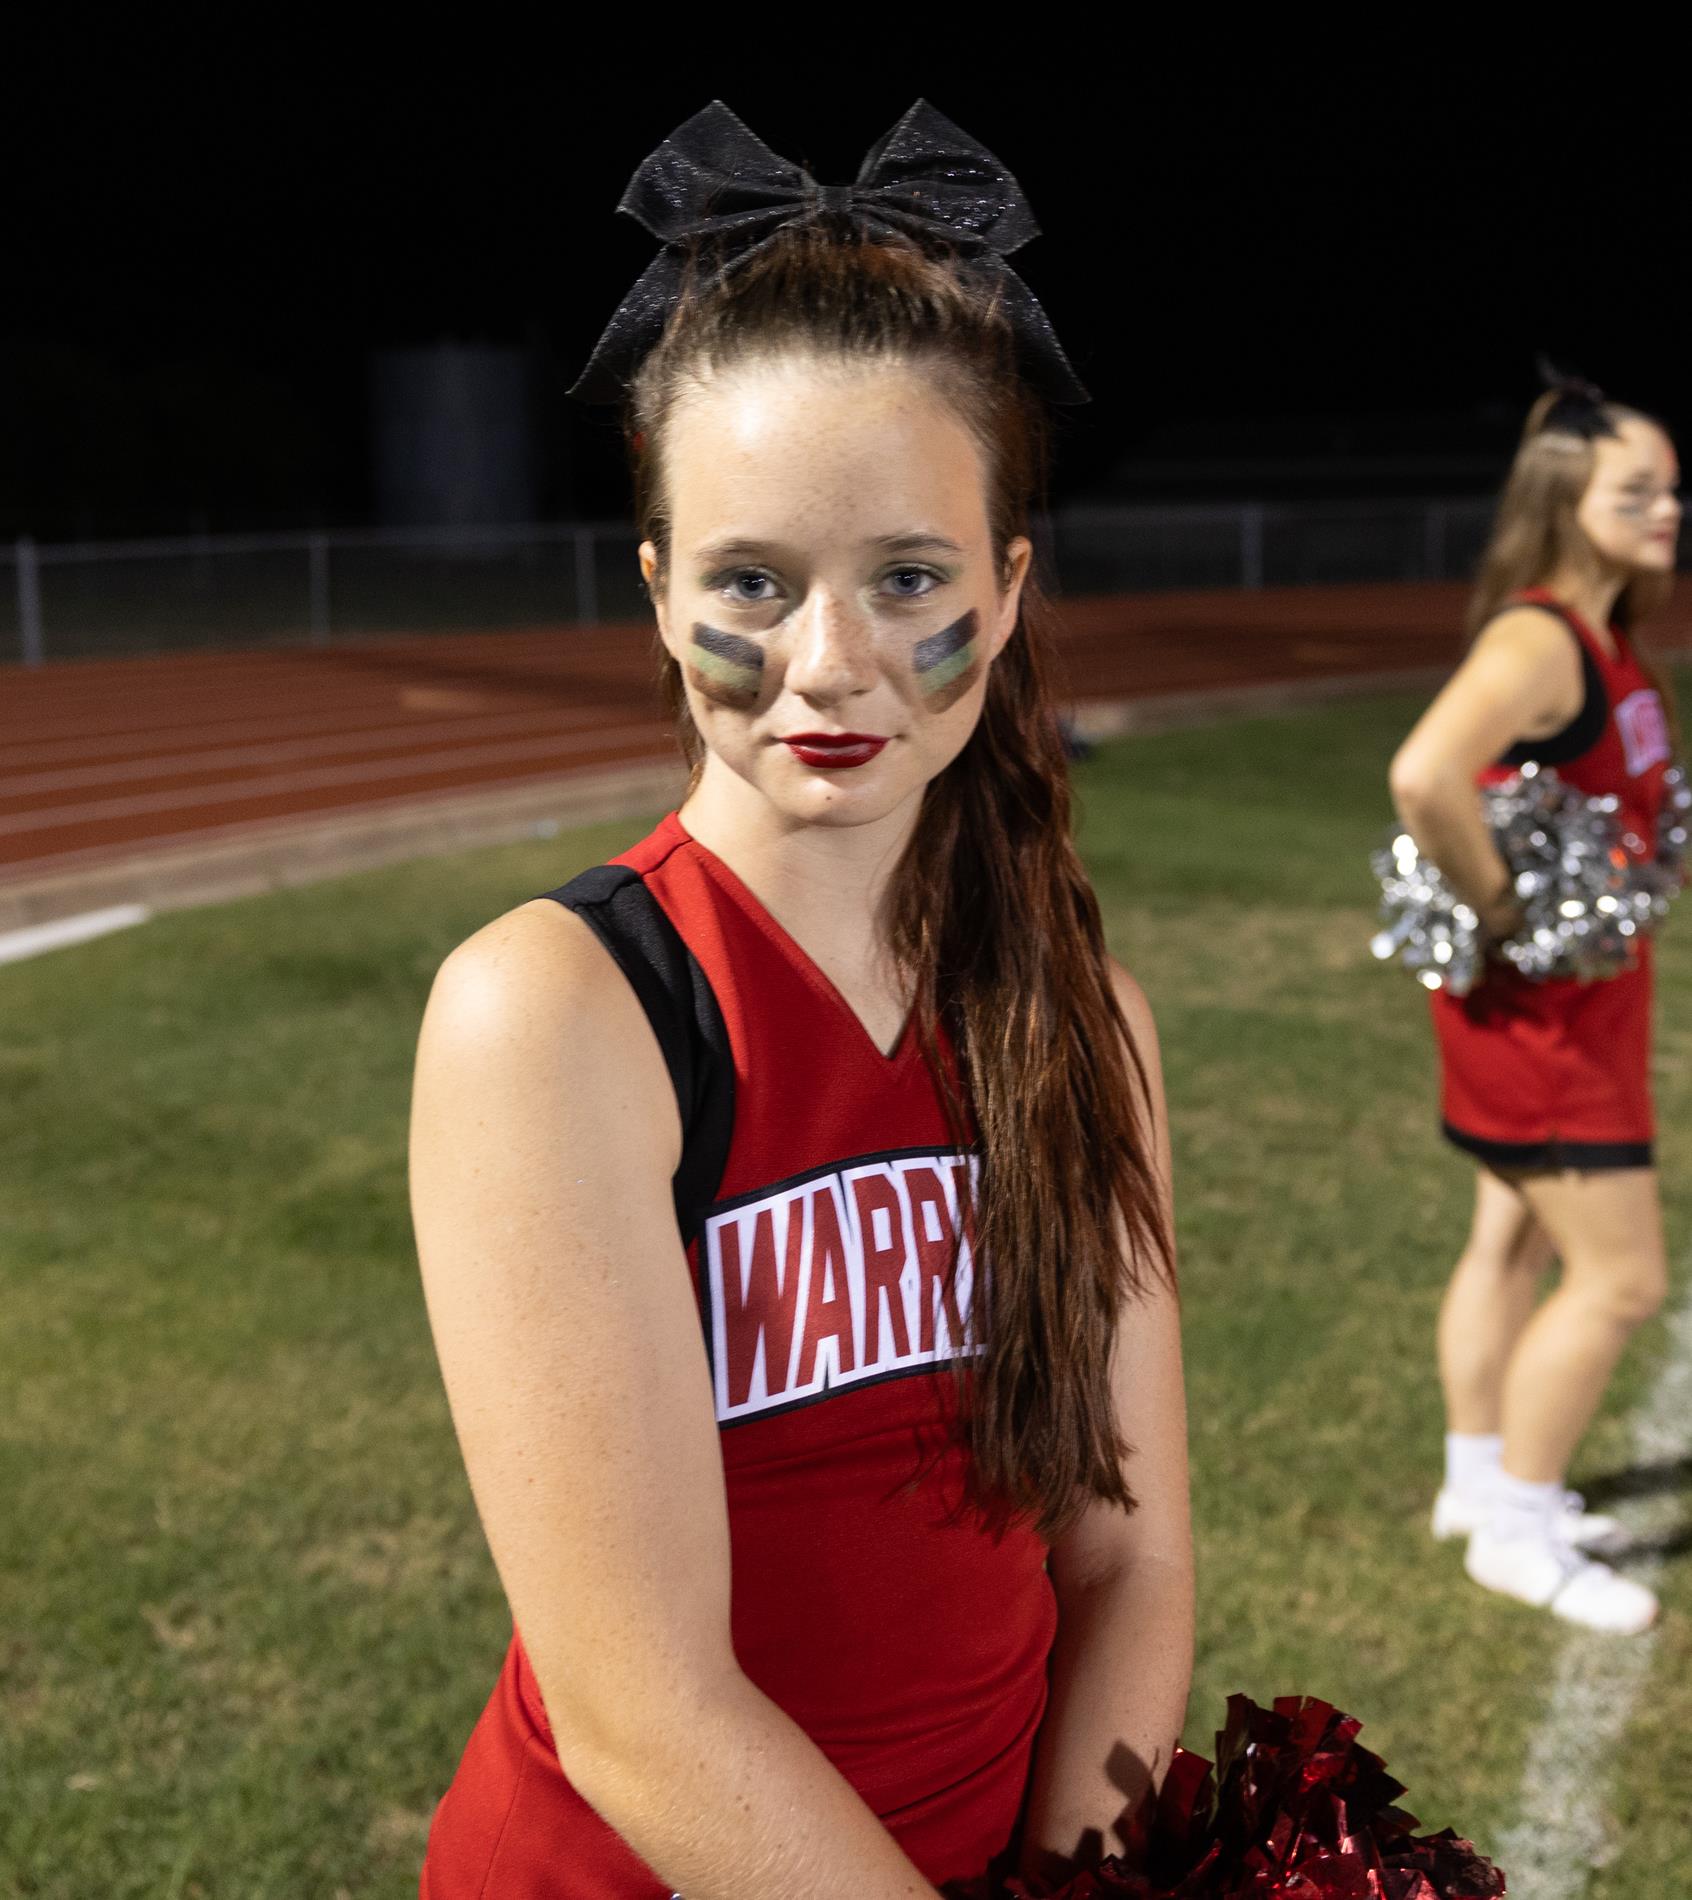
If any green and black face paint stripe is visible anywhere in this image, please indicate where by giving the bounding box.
[912,610,982,710]
[1613,487,1663,523]
[687,625,765,710]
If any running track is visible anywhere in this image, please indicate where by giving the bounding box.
[4,581,1686,891]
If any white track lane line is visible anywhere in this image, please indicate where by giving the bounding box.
[0,699,620,772]
[0,723,667,837]
[0,904,152,965]
[0,708,608,797]
[1493,1275,1692,1897]
[0,751,680,883]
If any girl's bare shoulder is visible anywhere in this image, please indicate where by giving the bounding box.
[426,898,627,1041]
[416,897,678,1163]
[1470,603,1583,668]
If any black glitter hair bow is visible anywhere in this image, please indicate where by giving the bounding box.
[1536,353,1613,438]
[569,99,1088,406]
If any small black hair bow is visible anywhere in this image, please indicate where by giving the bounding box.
[569,99,1088,406]
[1536,354,1611,438]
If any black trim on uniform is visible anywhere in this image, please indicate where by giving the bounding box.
[542,864,736,1243]
[1441,1119,1653,1174]
[1497,602,1609,768]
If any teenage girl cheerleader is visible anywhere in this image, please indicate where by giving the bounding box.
[410,102,1193,1896]
[1390,376,1681,1633]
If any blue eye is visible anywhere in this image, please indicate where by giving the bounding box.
[885,567,939,598]
[723,570,776,602]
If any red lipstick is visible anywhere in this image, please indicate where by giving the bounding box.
[782,731,889,769]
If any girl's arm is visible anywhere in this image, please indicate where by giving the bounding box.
[1387,610,1585,934]
[411,902,941,1900]
[1018,967,1195,1880]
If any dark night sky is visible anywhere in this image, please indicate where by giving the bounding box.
[4,26,1685,536]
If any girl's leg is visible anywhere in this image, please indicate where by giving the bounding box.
[1501,1167,1667,1484]
[1438,1166,1553,1436]
[1464,1167,1666,1633]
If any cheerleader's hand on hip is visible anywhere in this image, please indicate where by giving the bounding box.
[1478,893,1527,947]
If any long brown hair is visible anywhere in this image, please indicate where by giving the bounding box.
[630,224,1172,1537]
[1468,388,1681,744]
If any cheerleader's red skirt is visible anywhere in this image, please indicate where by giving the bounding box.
[1430,940,1654,1171]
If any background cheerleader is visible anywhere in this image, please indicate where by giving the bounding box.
[1388,375,1681,1632]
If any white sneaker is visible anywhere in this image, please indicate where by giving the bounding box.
[1464,1527,1658,1634]
[1432,1485,1628,1555]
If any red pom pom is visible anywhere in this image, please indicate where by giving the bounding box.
[1002,1694,1504,1900]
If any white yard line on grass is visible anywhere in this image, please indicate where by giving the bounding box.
[0,903,151,965]
[1495,1278,1692,1898]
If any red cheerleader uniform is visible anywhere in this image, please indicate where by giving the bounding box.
[1431,588,1674,1171]
[420,813,1057,1897]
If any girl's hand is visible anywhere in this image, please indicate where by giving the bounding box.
[1478,892,1527,945]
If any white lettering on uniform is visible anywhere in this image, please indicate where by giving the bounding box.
[702,1151,979,1425]
[1616,688,1671,778]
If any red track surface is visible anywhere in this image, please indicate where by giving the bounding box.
[4,582,1684,885]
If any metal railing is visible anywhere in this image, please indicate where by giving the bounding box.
[0,496,1508,667]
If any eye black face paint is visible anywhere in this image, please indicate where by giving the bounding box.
[912,610,982,711]
[1611,475,1678,523]
[688,625,765,710]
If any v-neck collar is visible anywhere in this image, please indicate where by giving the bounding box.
[668,813,917,1065]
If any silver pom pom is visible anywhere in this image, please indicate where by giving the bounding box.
[1371,763,1691,997]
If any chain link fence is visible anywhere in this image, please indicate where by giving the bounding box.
[0,497,1508,667]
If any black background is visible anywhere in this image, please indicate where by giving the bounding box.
[4,24,1683,535]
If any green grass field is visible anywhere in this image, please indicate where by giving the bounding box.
[4,689,1689,1899]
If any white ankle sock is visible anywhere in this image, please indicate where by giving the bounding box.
[1486,1469,1562,1541]
[1444,1432,1503,1495]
